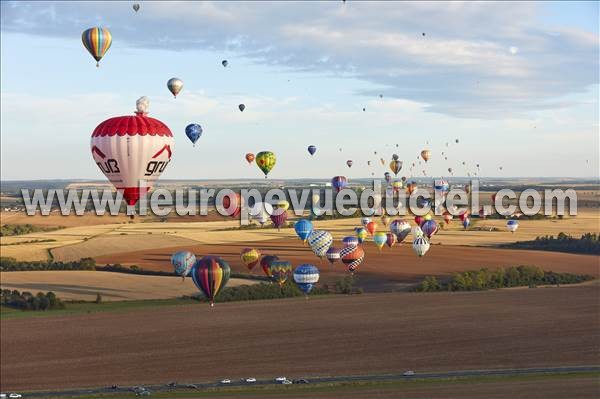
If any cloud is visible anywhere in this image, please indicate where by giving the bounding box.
[1,1,598,119]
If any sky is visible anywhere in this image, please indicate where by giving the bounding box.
[0,1,598,180]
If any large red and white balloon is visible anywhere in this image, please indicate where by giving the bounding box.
[90,97,174,206]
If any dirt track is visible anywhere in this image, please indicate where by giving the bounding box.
[2,285,598,391]
[96,239,600,292]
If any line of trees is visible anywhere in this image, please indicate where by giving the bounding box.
[502,232,600,255]
[416,265,594,292]
[0,257,96,271]
[1,223,62,237]
[1,289,64,311]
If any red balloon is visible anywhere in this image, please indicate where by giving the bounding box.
[414,216,424,226]
[221,192,242,218]
[365,221,377,235]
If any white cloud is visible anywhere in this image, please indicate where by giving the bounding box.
[1,1,597,119]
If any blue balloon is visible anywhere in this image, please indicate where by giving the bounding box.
[185,123,203,145]
[293,264,320,294]
[308,145,317,156]
[294,219,313,242]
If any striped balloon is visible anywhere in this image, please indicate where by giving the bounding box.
[260,255,279,278]
[270,209,288,230]
[307,230,333,258]
[191,256,231,306]
[412,236,430,257]
[331,176,348,192]
[81,27,112,67]
[506,219,519,233]
[325,246,341,264]
[269,260,293,288]
[373,232,387,251]
[240,248,261,271]
[340,245,365,273]
[421,220,439,239]
[293,264,320,294]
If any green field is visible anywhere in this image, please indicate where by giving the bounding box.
[26,371,600,399]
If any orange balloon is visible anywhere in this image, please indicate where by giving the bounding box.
[245,153,255,164]
[365,221,377,235]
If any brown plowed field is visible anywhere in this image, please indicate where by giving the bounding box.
[96,239,600,292]
[2,285,598,391]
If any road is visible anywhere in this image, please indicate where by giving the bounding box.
[10,365,600,398]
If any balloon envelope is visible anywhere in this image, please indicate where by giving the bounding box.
[256,151,276,178]
[185,123,202,145]
[308,145,317,156]
[293,264,320,294]
[171,251,196,277]
[240,248,261,271]
[307,230,333,258]
[294,219,313,242]
[191,256,230,305]
[167,78,183,98]
[82,27,112,67]
[269,260,293,287]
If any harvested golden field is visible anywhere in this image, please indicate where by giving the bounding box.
[1,285,598,391]
[0,271,254,301]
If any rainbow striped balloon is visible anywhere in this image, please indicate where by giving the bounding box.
[191,256,230,306]
[82,27,112,67]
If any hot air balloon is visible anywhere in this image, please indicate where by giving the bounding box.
[326,247,341,264]
[385,232,397,248]
[421,220,438,239]
[171,251,196,279]
[191,256,230,306]
[82,27,112,67]
[260,255,279,278]
[167,78,183,98]
[346,160,353,168]
[362,107,366,112]
[270,208,288,230]
[245,153,255,164]
[506,219,519,233]
[412,236,430,257]
[361,217,371,226]
[269,260,293,288]
[222,60,228,67]
[384,172,392,183]
[373,232,387,251]
[308,145,317,156]
[221,192,242,218]
[293,264,320,295]
[381,215,390,226]
[133,3,140,12]
[276,200,290,211]
[294,219,313,242]
[238,104,246,112]
[448,167,453,175]
[414,215,424,226]
[185,123,202,146]
[406,182,417,195]
[365,221,377,235]
[389,160,403,176]
[380,158,386,166]
[392,154,399,161]
[240,248,261,271]
[434,179,449,195]
[390,219,411,242]
[249,202,273,225]
[331,176,348,192]
[443,211,453,224]
[307,230,333,258]
[479,207,487,219]
[462,217,470,229]
[355,227,368,243]
[90,97,173,208]
[421,149,431,162]
[343,236,359,247]
[392,180,403,193]
[455,138,459,143]
[340,245,365,273]
[256,151,276,178]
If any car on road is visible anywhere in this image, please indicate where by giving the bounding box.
[403,370,415,376]
[136,391,150,397]
[166,382,177,388]
[244,378,257,383]
[293,379,309,384]
[220,379,231,384]
[281,380,293,385]
[9,395,22,399]
[185,384,198,389]
[275,377,287,382]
